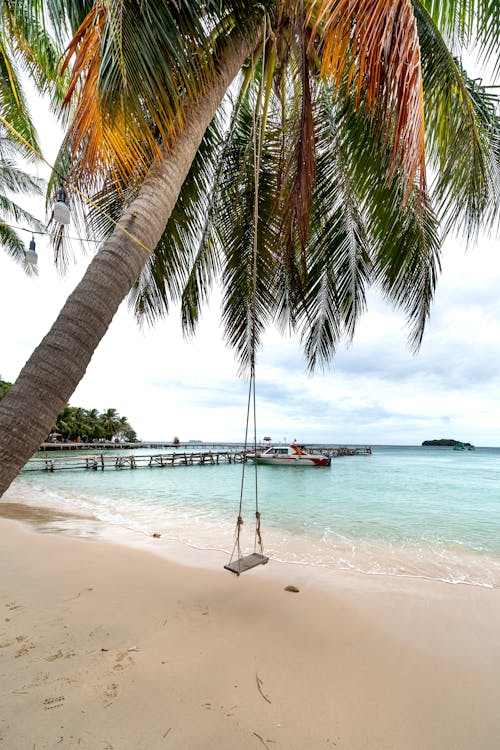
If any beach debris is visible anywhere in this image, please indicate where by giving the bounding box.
[152,532,161,538]
[256,673,272,704]
[101,648,109,652]
[127,646,139,652]
[284,585,300,593]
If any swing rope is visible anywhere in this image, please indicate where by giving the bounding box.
[226,11,268,573]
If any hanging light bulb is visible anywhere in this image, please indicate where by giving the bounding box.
[25,235,38,267]
[53,185,71,225]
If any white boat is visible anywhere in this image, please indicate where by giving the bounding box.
[252,443,331,467]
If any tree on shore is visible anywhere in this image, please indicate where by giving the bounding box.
[0,1,498,497]
[0,385,137,442]
[52,405,136,443]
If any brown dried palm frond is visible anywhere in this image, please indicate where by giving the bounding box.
[308,0,426,193]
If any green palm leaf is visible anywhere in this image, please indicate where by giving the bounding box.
[130,114,226,326]
[0,38,39,157]
[297,89,372,370]
[415,2,500,239]
[418,0,500,76]
[215,83,280,373]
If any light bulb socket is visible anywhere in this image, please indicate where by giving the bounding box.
[25,235,38,267]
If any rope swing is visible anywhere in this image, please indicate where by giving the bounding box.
[223,363,268,575]
[224,14,269,576]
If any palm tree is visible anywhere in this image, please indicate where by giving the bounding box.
[51,405,135,441]
[0,0,64,270]
[98,408,121,441]
[52,405,75,440]
[0,0,498,497]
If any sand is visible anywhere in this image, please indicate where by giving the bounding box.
[1,504,500,750]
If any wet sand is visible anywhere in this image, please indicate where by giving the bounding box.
[1,502,500,749]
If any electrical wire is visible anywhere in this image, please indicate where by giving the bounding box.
[0,219,101,244]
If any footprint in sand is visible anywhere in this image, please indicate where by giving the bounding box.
[46,648,76,662]
[102,683,119,708]
[46,649,64,662]
[15,641,35,658]
[113,651,134,671]
[43,695,65,710]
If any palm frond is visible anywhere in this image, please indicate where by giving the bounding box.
[3,0,68,107]
[129,114,226,326]
[0,193,44,228]
[0,39,40,157]
[297,89,372,371]
[417,0,500,77]
[416,2,500,239]
[34,0,95,45]
[308,0,426,193]
[203,78,280,373]
[60,0,266,191]
[369,181,441,351]
[0,159,45,196]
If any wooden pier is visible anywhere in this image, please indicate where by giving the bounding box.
[329,446,372,456]
[23,444,371,474]
[22,449,256,473]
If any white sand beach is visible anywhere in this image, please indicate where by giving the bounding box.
[1,502,500,750]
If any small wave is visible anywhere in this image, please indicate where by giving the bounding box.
[8,471,500,590]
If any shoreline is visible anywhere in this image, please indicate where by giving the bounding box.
[2,497,500,747]
[7,474,500,590]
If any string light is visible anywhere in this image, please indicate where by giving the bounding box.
[53,185,71,224]
[25,235,38,266]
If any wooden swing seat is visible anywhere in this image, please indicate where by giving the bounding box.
[224,553,269,575]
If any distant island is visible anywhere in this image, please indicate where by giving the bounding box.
[422,439,474,447]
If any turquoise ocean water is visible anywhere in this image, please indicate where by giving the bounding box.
[11,444,500,588]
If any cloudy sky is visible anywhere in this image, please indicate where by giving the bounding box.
[1,85,499,447]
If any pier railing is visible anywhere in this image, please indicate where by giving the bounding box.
[22,449,256,473]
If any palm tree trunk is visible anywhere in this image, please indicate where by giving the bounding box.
[0,32,257,497]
